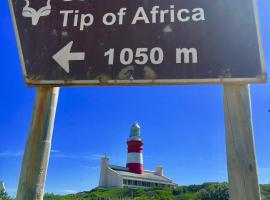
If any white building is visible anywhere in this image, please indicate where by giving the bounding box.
[99,123,177,189]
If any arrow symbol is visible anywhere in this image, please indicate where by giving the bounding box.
[52,41,85,73]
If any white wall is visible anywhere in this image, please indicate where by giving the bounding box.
[99,157,123,188]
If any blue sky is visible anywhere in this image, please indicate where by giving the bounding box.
[0,0,269,197]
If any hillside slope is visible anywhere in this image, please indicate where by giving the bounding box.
[43,183,270,200]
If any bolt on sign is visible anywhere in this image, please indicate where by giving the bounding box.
[9,0,266,86]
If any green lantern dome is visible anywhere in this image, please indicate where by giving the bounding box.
[130,122,141,137]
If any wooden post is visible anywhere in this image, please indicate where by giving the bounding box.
[224,84,261,200]
[16,87,59,200]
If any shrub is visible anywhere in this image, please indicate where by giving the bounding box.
[196,183,229,200]
[0,191,13,200]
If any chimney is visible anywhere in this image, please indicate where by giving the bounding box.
[101,156,109,167]
[99,156,109,187]
[155,166,164,176]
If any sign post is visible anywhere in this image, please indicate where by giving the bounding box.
[224,84,261,200]
[16,87,59,200]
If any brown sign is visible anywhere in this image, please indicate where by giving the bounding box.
[9,0,266,86]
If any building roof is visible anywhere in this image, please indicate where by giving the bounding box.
[109,165,129,172]
[110,165,176,185]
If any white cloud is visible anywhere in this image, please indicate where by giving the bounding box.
[0,150,105,161]
[51,149,60,153]
[80,165,100,171]
[5,188,17,198]
[51,153,104,160]
[91,166,99,170]
[259,167,270,183]
[259,167,270,172]
[6,188,17,192]
[0,151,23,157]
[89,154,104,160]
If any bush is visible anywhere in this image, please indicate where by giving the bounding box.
[176,192,197,200]
[196,183,229,200]
[0,191,13,200]
[39,183,270,200]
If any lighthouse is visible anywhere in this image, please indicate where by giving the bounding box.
[126,122,144,174]
[98,122,177,188]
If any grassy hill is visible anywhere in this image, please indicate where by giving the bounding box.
[261,184,270,200]
[2,183,269,200]
[42,183,270,200]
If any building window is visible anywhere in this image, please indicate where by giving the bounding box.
[123,180,171,188]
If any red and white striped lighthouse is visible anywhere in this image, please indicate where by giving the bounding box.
[126,122,144,174]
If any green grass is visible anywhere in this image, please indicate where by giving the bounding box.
[3,183,270,200]
[43,182,230,200]
[261,184,270,200]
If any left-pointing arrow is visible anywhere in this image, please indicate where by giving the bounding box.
[52,41,85,73]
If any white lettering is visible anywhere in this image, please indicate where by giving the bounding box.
[192,8,205,21]
[160,9,169,23]
[176,48,198,64]
[150,6,159,23]
[170,5,175,22]
[73,10,79,27]
[131,6,205,24]
[60,10,73,27]
[132,7,150,24]
[103,13,117,25]
[177,9,190,22]
[80,13,94,30]
[60,10,94,31]
[118,8,127,25]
